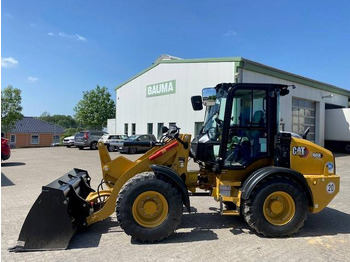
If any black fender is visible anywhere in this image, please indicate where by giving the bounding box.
[241,166,313,205]
[151,164,191,213]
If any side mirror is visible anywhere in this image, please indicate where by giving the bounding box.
[191,96,203,111]
[162,126,169,134]
[202,88,216,106]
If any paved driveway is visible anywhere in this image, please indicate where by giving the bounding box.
[2,147,350,261]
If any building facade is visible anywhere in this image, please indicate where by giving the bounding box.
[114,56,350,146]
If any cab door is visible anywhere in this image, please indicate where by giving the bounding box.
[219,86,275,170]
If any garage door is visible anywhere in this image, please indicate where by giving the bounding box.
[292,98,316,142]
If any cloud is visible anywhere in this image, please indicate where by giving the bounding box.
[58,32,87,41]
[47,32,54,36]
[75,34,87,41]
[1,57,19,68]
[27,77,39,83]
[5,13,13,19]
[224,30,238,37]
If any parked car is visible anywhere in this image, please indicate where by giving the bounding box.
[116,134,157,154]
[62,136,75,147]
[99,134,128,152]
[74,131,106,150]
[1,137,11,161]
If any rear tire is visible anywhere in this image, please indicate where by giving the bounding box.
[116,172,183,242]
[90,141,98,150]
[345,144,350,153]
[242,177,307,237]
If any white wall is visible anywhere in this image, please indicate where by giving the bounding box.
[241,70,348,145]
[107,119,116,134]
[116,62,235,136]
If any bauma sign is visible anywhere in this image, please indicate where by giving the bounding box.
[146,80,176,97]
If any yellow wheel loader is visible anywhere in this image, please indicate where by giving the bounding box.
[12,83,340,251]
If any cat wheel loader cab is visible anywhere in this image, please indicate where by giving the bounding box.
[12,83,339,252]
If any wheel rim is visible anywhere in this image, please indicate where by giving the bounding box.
[263,191,295,226]
[91,142,97,149]
[132,191,168,228]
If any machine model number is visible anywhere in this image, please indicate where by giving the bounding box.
[292,146,309,158]
[312,152,323,159]
[326,182,335,194]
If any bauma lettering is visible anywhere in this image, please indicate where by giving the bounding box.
[146,80,176,97]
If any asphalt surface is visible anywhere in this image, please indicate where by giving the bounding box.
[1,147,350,261]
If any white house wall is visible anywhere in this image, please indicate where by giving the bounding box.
[116,62,235,136]
[241,69,348,145]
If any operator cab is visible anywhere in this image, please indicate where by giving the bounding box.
[191,83,290,171]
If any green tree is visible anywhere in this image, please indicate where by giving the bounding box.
[38,113,78,129]
[74,85,115,130]
[1,85,23,133]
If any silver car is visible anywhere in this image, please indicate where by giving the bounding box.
[74,130,106,150]
[99,134,128,152]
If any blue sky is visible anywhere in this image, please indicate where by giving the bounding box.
[2,0,350,116]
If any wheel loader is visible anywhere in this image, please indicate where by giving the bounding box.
[12,83,340,251]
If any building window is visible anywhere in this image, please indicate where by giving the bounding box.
[194,122,204,136]
[147,123,153,135]
[124,123,128,135]
[10,134,16,144]
[132,123,136,135]
[157,123,164,139]
[31,135,39,144]
[53,135,60,144]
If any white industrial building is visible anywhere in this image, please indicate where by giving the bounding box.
[112,55,350,146]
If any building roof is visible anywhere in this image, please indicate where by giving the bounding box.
[115,56,350,97]
[10,117,65,134]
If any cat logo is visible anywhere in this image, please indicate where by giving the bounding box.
[292,146,309,158]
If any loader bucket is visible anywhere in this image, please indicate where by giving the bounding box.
[11,168,94,252]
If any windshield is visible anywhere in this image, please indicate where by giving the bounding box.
[127,135,138,141]
[202,88,228,134]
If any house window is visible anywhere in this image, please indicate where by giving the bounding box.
[157,123,164,139]
[147,123,153,135]
[124,123,128,135]
[10,134,16,144]
[132,123,136,135]
[31,135,39,144]
[53,135,60,144]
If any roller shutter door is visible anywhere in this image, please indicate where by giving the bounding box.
[292,98,316,142]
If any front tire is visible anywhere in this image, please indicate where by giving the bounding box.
[128,147,137,154]
[108,145,116,152]
[242,177,307,237]
[116,172,183,242]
